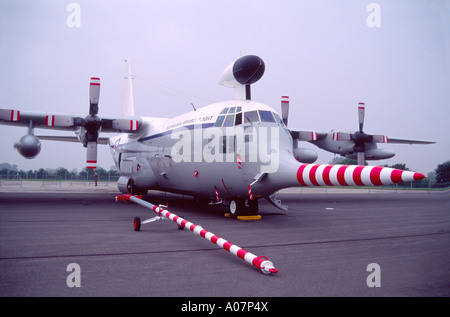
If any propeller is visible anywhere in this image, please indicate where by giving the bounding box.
[335,103,388,165]
[351,103,372,165]
[83,77,102,169]
[281,96,289,126]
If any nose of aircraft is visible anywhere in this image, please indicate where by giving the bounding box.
[261,155,426,193]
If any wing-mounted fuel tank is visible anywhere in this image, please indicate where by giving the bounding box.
[14,134,41,159]
[117,156,157,195]
[219,55,265,100]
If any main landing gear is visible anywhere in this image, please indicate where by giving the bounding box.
[228,198,259,218]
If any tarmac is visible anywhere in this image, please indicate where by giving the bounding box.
[0,180,449,298]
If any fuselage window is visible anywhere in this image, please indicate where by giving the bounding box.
[223,114,235,127]
[259,110,275,123]
[214,115,225,127]
[228,107,236,114]
[220,108,229,114]
[243,110,259,123]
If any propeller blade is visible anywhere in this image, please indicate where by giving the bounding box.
[296,131,318,141]
[89,77,100,115]
[357,152,365,165]
[0,109,20,121]
[332,132,352,141]
[281,96,289,126]
[44,115,74,127]
[111,118,140,131]
[86,141,97,169]
[358,102,365,132]
[372,135,389,143]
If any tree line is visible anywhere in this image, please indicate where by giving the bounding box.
[0,163,119,182]
[1,159,449,184]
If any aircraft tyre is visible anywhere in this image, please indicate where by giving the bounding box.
[229,198,246,218]
[133,217,141,231]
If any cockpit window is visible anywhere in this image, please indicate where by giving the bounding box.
[235,112,242,126]
[222,114,235,127]
[214,115,225,127]
[215,108,281,127]
[273,112,284,126]
[259,110,275,123]
[244,110,259,123]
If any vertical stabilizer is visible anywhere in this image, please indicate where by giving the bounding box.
[123,58,135,116]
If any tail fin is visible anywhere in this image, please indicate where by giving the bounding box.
[123,58,135,116]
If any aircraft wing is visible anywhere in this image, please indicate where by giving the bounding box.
[382,137,435,145]
[315,131,435,145]
[35,135,110,145]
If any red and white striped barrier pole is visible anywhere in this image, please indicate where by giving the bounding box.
[116,194,278,275]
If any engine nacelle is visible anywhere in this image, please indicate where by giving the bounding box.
[117,157,157,194]
[345,149,395,161]
[293,148,318,163]
[117,176,131,194]
[14,135,41,159]
[219,55,265,88]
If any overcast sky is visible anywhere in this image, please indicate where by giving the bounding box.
[0,0,449,174]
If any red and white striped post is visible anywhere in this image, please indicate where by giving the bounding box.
[116,194,278,275]
[248,186,254,200]
[214,186,220,202]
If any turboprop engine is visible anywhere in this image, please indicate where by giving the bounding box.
[293,148,318,163]
[14,134,41,159]
[117,157,157,194]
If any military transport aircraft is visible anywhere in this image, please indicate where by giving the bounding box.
[0,55,426,217]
